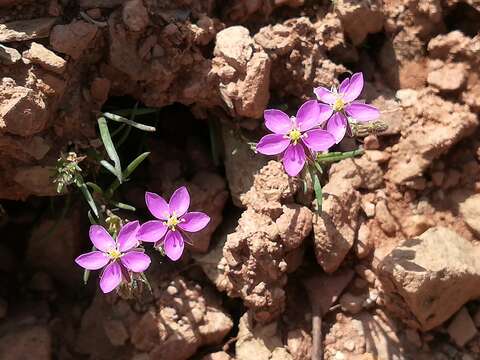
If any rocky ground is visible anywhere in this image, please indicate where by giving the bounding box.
[1,0,480,359]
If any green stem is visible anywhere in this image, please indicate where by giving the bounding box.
[316,148,364,163]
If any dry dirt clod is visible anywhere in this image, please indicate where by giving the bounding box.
[122,0,149,32]
[378,227,480,331]
[457,192,480,236]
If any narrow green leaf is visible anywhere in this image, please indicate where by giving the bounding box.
[100,160,119,178]
[98,117,122,183]
[79,182,99,218]
[87,210,97,225]
[109,108,158,117]
[115,124,132,148]
[86,182,104,194]
[111,201,136,211]
[316,148,364,163]
[103,112,156,132]
[106,152,150,198]
[308,166,323,212]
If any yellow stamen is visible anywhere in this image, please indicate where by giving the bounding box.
[333,98,345,112]
[288,129,302,144]
[107,249,122,260]
[165,215,181,230]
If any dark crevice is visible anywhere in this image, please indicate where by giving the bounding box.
[445,3,480,37]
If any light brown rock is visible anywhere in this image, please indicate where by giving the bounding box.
[0,18,57,42]
[447,307,478,347]
[313,181,361,273]
[458,193,480,236]
[275,204,313,251]
[379,227,480,331]
[122,0,149,32]
[50,20,97,59]
[23,42,66,74]
[336,0,384,45]
[236,313,293,360]
[387,91,478,184]
[427,61,467,91]
[213,26,271,119]
[0,44,21,64]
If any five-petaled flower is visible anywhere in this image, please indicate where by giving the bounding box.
[256,100,336,177]
[75,222,151,294]
[314,72,380,143]
[137,186,210,261]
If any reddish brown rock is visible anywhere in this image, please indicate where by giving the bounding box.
[0,18,57,42]
[23,42,67,74]
[50,20,98,59]
[122,0,149,32]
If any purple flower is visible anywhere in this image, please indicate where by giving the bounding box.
[137,186,210,261]
[314,72,380,143]
[256,100,335,177]
[75,221,151,294]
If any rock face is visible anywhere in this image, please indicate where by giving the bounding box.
[0,326,52,360]
[378,227,480,331]
[386,90,478,184]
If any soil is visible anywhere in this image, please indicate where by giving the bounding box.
[1,0,480,359]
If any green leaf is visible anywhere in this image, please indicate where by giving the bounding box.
[316,148,364,163]
[110,201,136,211]
[86,182,104,194]
[103,112,156,132]
[100,160,119,178]
[106,152,150,198]
[78,181,99,218]
[109,108,158,117]
[308,166,323,212]
[98,117,122,183]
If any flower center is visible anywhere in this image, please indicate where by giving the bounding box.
[333,98,345,112]
[288,128,302,144]
[107,248,122,260]
[165,215,181,230]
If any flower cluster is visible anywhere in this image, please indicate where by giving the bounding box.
[75,186,210,293]
[256,72,380,176]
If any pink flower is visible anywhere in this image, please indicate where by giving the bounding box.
[314,72,380,143]
[137,186,210,261]
[256,100,335,177]
[75,222,151,294]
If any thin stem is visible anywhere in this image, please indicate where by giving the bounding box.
[312,304,323,360]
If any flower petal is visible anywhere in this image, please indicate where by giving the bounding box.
[256,134,291,155]
[75,251,109,270]
[179,212,210,232]
[327,112,348,143]
[169,186,190,217]
[341,72,364,102]
[99,261,122,293]
[338,77,350,94]
[345,102,380,122]
[117,220,140,252]
[121,251,151,273]
[137,220,168,243]
[145,192,170,220]
[296,100,321,131]
[89,225,115,253]
[313,86,336,105]
[302,129,336,152]
[164,231,185,261]
[282,144,306,177]
[264,109,292,134]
